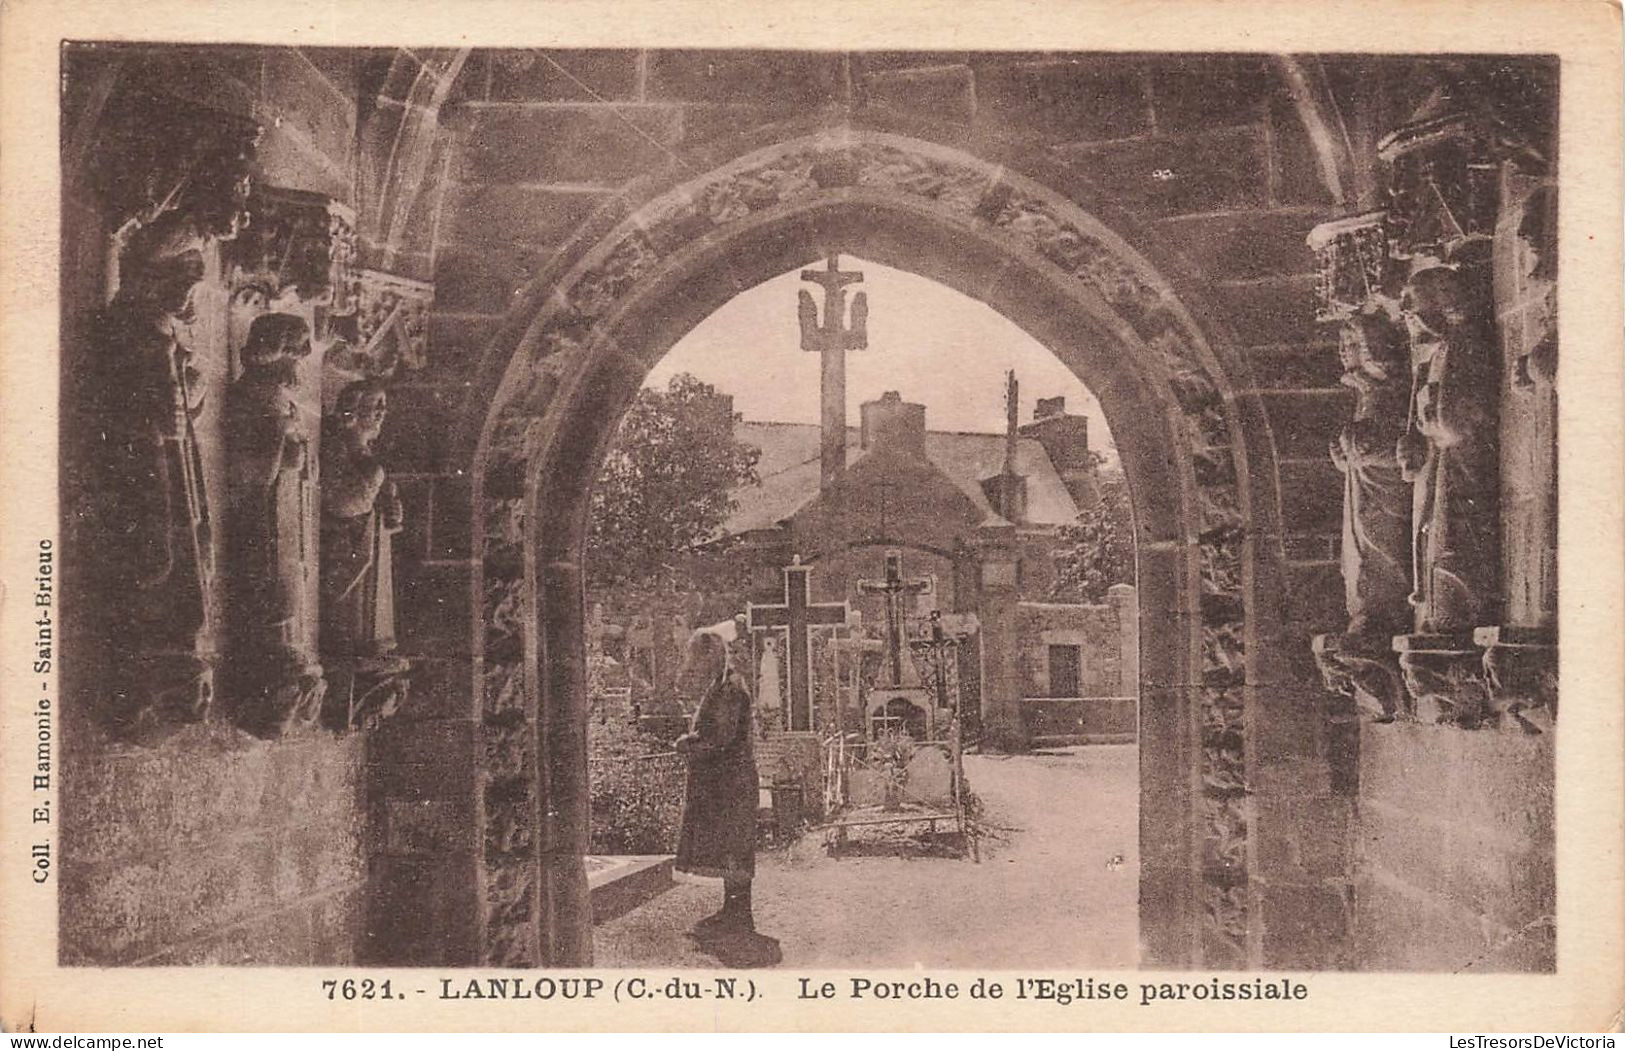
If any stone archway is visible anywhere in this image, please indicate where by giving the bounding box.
[467,126,1286,968]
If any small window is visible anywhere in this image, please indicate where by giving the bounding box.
[1048,644,1082,697]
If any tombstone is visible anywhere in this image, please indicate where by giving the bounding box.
[904,746,954,805]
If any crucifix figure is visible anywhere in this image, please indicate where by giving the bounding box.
[858,549,934,687]
[798,253,867,491]
[747,557,849,732]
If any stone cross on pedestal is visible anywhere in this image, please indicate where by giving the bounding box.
[748,557,849,731]
[798,253,867,491]
[858,549,934,687]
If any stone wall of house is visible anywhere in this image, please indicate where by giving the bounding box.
[60,44,371,965]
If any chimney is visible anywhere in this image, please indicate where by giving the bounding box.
[859,391,927,458]
[1020,393,1095,508]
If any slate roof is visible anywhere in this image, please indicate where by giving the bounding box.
[720,420,1080,535]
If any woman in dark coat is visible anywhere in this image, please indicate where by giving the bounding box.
[673,629,758,931]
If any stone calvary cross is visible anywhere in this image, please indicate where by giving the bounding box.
[798,253,867,491]
[748,557,848,732]
[858,550,934,687]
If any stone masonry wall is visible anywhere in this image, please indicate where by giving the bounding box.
[1354,723,1555,971]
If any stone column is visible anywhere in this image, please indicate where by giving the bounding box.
[967,527,1027,751]
[1475,171,1558,733]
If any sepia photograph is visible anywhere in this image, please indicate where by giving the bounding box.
[2,0,1621,1035]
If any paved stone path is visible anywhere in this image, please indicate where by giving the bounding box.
[593,744,1140,968]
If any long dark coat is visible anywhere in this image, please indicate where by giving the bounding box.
[674,670,757,880]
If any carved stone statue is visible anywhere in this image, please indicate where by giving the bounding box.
[1313,313,1414,720]
[321,380,402,655]
[320,378,409,731]
[93,217,219,737]
[226,312,325,736]
[1397,264,1502,635]
[1393,263,1501,725]
[1333,313,1414,635]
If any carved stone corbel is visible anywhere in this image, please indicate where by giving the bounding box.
[1393,633,1490,727]
[224,186,358,313]
[1474,625,1556,734]
[326,269,436,382]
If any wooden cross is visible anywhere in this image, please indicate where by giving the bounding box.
[798,254,867,490]
[747,557,848,732]
[858,549,934,688]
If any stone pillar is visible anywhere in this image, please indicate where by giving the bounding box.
[1476,171,1558,732]
[968,528,1027,751]
[1108,582,1138,698]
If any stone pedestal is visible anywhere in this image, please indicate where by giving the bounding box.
[1474,625,1556,733]
[1392,633,1489,727]
[1312,632,1405,722]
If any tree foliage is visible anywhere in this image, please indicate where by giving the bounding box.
[587,373,761,591]
[1049,469,1136,604]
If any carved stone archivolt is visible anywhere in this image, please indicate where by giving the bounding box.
[474,131,1255,965]
[1311,65,1557,734]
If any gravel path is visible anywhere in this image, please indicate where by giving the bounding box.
[593,744,1140,968]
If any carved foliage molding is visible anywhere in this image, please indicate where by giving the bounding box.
[474,133,1254,965]
[225,187,358,310]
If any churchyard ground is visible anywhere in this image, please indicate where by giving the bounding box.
[593,744,1140,968]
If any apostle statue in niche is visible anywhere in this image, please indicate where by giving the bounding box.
[1314,312,1415,721]
[226,311,325,736]
[320,378,409,731]
[1332,313,1414,637]
[92,217,217,734]
[320,380,403,657]
[1396,263,1501,637]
